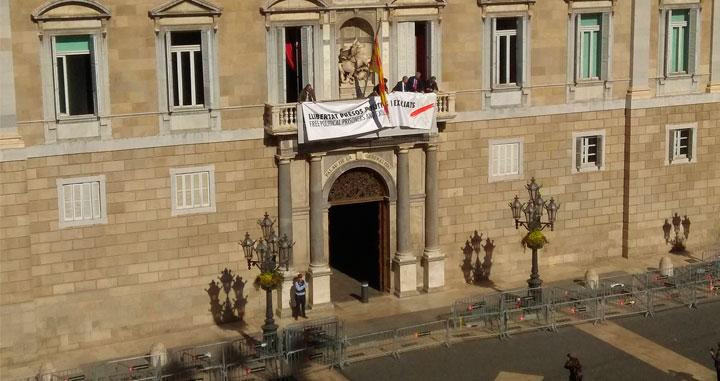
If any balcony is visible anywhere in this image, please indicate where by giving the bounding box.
[264,91,457,136]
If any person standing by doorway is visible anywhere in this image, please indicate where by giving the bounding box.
[564,353,583,381]
[293,273,307,320]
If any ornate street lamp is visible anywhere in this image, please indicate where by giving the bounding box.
[509,178,560,300]
[240,213,292,342]
[663,213,691,254]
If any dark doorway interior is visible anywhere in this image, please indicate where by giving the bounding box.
[415,22,428,79]
[285,26,303,103]
[329,201,381,290]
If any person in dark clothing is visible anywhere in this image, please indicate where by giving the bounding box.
[292,273,307,320]
[711,342,720,381]
[299,83,316,102]
[406,72,424,92]
[564,353,583,381]
[393,76,409,92]
[371,78,389,97]
[424,76,439,93]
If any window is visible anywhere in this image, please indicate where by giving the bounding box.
[578,14,601,80]
[489,138,523,182]
[168,31,205,108]
[171,166,216,215]
[57,176,107,228]
[667,127,696,164]
[269,25,315,103]
[573,132,605,172]
[394,21,438,88]
[53,35,96,117]
[663,8,699,77]
[493,18,519,86]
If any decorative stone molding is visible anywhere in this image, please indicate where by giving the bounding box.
[149,0,222,31]
[478,0,535,18]
[563,0,616,13]
[31,0,111,23]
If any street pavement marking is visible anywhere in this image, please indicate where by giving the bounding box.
[493,371,544,380]
[576,321,716,380]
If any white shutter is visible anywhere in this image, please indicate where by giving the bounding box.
[201,172,210,207]
[165,32,174,111]
[688,8,698,75]
[668,129,676,162]
[89,35,99,115]
[491,18,497,86]
[511,143,519,174]
[491,145,499,176]
[664,10,671,77]
[92,182,101,219]
[73,184,82,220]
[63,184,73,221]
[277,28,287,103]
[184,174,192,208]
[601,13,611,81]
[201,29,212,108]
[430,20,441,81]
[300,26,314,89]
[82,182,92,219]
[516,17,525,87]
[396,22,416,79]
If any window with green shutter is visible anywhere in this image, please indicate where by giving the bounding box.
[52,35,96,116]
[578,14,602,80]
[668,10,690,74]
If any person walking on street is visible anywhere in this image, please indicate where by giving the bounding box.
[564,353,583,381]
[292,273,307,320]
[711,342,720,381]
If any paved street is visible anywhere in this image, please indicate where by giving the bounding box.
[339,302,720,381]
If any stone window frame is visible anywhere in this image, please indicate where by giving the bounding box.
[170,165,216,216]
[656,2,701,92]
[389,14,443,90]
[665,123,698,166]
[571,129,606,173]
[150,0,222,134]
[481,6,532,108]
[32,0,112,143]
[488,137,524,183]
[56,175,108,228]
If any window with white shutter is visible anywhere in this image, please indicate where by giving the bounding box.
[489,138,523,182]
[57,175,107,228]
[171,166,216,215]
[572,131,606,173]
[666,125,697,165]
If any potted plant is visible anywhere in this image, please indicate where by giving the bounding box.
[254,270,284,290]
[522,229,548,250]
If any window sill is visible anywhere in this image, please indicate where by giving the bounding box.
[56,115,99,124]
[573,165,603,174]
[574,79,604,87]
[488,173,523,183]
[58,217,107,229]
[667,157,695,166]
[491,85,521,92]
[171,205,216,217]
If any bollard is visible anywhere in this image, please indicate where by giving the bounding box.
[360,281,369,303]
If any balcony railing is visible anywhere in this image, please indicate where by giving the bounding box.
[264,91,458,136]
[436,91,457,121]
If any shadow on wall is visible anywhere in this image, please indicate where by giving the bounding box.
[206,268,248,328]
[460,231,495,286]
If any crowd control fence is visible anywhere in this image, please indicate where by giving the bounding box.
[33,256,719,380]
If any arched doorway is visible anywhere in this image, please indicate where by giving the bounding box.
[327,167,390,301]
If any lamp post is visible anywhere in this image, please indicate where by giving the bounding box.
[240,213,292,341]
[509,178,559,300]
[663,213,691,254]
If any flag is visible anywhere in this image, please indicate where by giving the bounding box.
[369,31,389,115]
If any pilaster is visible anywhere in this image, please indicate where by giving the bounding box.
[0,0,23,148]
[708,0,720,92]
[627,0,651,99]
[422,143,444,293]
[393,144,418,297]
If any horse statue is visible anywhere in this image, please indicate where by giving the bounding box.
[338,39,370,84]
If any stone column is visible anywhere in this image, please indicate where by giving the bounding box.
[276,155,296,317]
[308,153,331,307]
[708,0,720,92]
[393,145,418,297]
[422,143,444,293]
[0,0,23,148]
[627,0,651,99]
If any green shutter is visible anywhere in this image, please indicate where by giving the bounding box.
[515,17,524,86]
[687,8,698,75]
[55,35,91,53]
[600,12,610,81]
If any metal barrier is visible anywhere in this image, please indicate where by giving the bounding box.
[36,257,720,381]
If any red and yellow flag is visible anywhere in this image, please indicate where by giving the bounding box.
[369,31,389,115]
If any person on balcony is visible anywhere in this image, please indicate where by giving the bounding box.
[406,72,424,93]
[392,76,409,92]
[299,84,316,102]
[424,76,439,93]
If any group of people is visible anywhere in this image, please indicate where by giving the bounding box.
[392,71,438,93]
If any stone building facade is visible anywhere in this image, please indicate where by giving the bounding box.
[1,0,719,378]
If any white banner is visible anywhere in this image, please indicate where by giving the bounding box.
[300,92,437,142]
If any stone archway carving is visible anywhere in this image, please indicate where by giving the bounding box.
[328,167,388,204]
[323,160,397,205]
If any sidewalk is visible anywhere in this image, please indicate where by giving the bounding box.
[4,252,686,379]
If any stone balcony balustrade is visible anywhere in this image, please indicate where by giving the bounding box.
[263,91,457,136]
